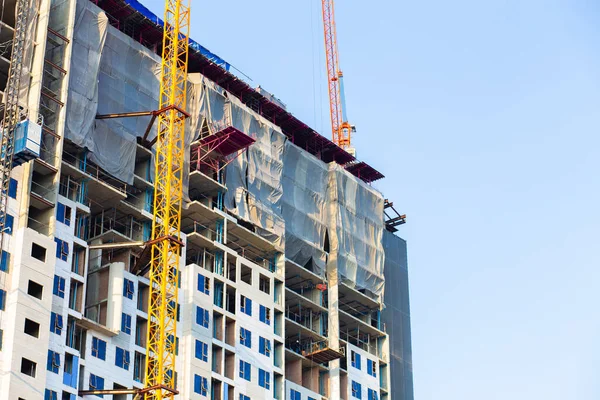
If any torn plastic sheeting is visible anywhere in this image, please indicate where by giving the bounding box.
[224,95,285,248]
[187,74,228,139]
[327,163,385,300]
[186,74,233,209]
[281,140,328,276]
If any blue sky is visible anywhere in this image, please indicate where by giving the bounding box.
[143,0,600,398]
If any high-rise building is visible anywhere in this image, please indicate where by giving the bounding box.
[0,0,413,399]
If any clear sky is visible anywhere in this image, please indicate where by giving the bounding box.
[143,0,600,398]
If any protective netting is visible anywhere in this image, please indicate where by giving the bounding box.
[381,231,414,400]
[224,95,285,248]
[190,80,386,296]
[65,0,200,186]
[281,141,328,275]
[326,164,386,299]
[18,0,40,104]
[64,1,387,297]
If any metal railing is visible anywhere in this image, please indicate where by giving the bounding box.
[30,179,55,202]
[89,209,145,242]
[62,150,128,194]
[285,306,324,336]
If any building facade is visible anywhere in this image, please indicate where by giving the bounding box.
[0,0,413,399]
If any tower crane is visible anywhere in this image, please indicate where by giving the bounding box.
[78,0,190,398]
[321,0,355,154]
[144,0,190,396]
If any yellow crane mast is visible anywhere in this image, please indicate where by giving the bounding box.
[145,0,190,397]
[77,0,191,397]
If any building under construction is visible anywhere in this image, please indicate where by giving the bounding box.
[0,0,414,399]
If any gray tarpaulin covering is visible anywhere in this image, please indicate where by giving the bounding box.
[381,231,414,400]
[66,0,201,187]
[224,96,285,248]
[281,141,328,275]
[66,0,158,184]
[18,0,40,104]
[327,164,386,299]
[187,74,228,137]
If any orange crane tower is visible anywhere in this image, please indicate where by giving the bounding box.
[321,0,354,152]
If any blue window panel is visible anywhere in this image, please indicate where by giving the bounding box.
[194,374,208,396]
[198,274,209,294]
[240,295,252,316]
[368,389,379,400]
[50,312,63,335]
[121,313,132,335]
[258,368,270,389]
[351,351,361,370]
[367,359,377,377]
[0,289,5,311]
[54,238,69,261]
[290,389,301,400]
[259,337,271,357]
[239,395,250,400]
[123,278,134,299]
[47,350,60,373]
[45,389,58,400]
[54,238,62,259]
[53,275,66,298]
[239,360,251,381]
[91,337,107,360]
[0,250,9,272]
[1,214,13,235]
[56,202,71,226]
[57,203,64,223]
[63,354,79,388]
[259,305,271,325]
[89,374,105,397]
[195,340,208,362]
[196,306,209,328]
[240,327,251,348]
[115,347,130,370]
[352,381,362,399]
[8,178,17,199]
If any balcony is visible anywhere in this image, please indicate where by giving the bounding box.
[89,208,145,244]
[61,145,127,210]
